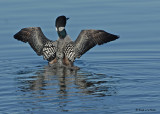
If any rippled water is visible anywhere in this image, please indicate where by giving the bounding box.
[0,0,160,114]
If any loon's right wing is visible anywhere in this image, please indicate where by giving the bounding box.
[14,27,51,56]
[74,30,119,58]
[64,29,119,62]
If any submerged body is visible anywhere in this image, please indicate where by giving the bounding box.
[14,16,119,69]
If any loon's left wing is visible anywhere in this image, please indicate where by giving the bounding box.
[14,27,58,62]
[14,27,51,56]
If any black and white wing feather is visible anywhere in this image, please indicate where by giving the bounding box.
[64,42,76,62]
[64,29,119,62]
[43,41,57,61]
[14,27,57,61]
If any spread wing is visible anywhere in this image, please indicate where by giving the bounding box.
[64,29,119,62]
[14,27,51,56]
[14,27,58,61]
[75,30,119,58]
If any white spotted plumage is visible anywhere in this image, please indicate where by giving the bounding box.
[64,43,75,62]
[42,41,57,61]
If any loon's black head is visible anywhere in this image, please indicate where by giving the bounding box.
[55,16,69,35]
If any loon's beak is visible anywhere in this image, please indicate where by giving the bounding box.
[66,17,69,20]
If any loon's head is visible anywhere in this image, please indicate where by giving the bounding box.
[55,15,69,39]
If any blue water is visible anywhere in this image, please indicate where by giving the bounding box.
[0,0,160,114]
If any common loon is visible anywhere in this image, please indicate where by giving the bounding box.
[14,15,119,69]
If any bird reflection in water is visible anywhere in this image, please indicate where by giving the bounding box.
[17,65,117,111]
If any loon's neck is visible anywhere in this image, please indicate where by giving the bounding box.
[58,29,67,39]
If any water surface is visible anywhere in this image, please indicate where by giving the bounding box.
[0,0,160,114]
